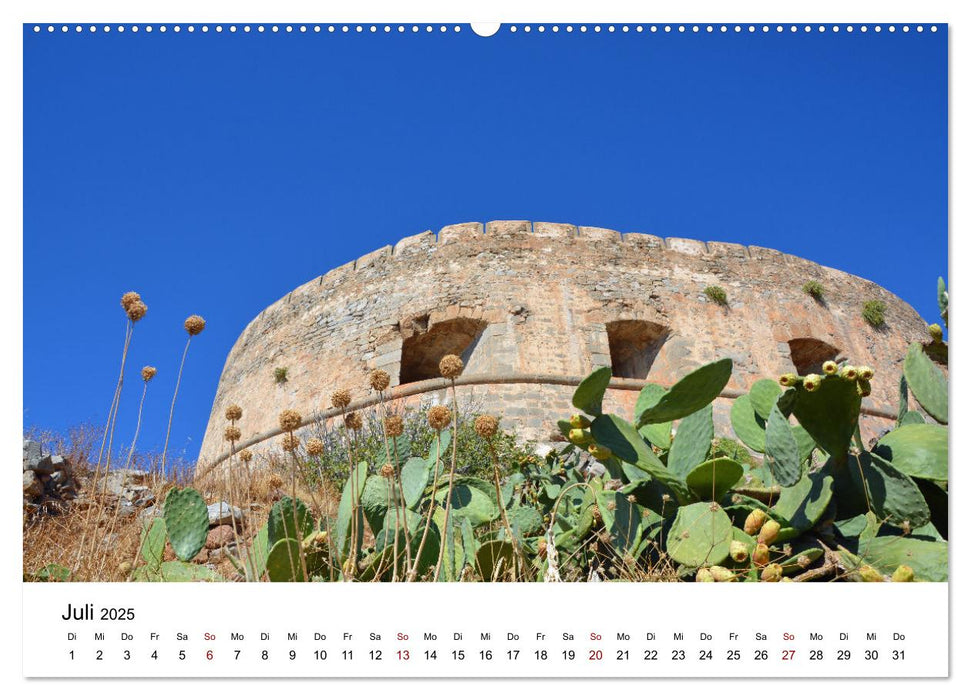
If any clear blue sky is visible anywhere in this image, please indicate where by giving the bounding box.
[23,25,947,463]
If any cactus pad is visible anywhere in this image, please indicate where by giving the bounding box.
[572,366,612,417]
[666,501,733,567]
[903,343,948,424]
[668,405,713,478]
[637,358,733,425]
[684,457,744,502]
[163,488,209,562]
[874,423,948,481]
[268,496,314,546]
[765,405,802,487]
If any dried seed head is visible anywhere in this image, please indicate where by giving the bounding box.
[605,501,616,512]
[796,555,812,569]
[369,369,390,392]
[384,414,405,438]
[802,374,821,392]
[306,438,324,456]
[344,412,363,431]
[427,405,452,432]
[760,563,783,582]
[118,561,133,576]
[223,426,241,443]
[822,360,839,375]
[474,415,499,439]
[591,505,602,525]
[537,540,548,558]
[225,404,243,421]
[120,291,142,313]
[184,315,206,336]
[141,366,157,382]
[380,463,395,478]
[280,433,300,452]
[239,448,253,463]
[439,354,464,379]
[126,300,147,322]
[778,373,798,387]
[267,473,284,489]
[278,409,302,432]
[331,388,352,410]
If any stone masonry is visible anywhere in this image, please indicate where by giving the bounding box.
[197,220,931,469]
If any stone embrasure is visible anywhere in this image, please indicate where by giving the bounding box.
[197,220,929,468]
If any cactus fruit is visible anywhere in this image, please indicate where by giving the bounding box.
[840,366,859,381]
[587,443,613,461]
[779,373,798,387]
[730,540,749,562]
[569,428,593,446]
[570,414,591,429]
[802,374,821,392]
[858,366,875,381]
[696,568,715,582]
[710,565,736,582]
[822,360,838,376]
[892,565,915,582]
[859,565,885,582]
[760,563,783,582]
[752,543,770,568]
[744,508,768,535]
[758,520,781,545]
[857,379,872,397]
[162,488,210,563]
[928,324,943,342]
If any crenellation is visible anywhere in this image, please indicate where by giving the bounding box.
[355,244,392,270]
[578,226,622,242]
[486,219,531,236]
[533,221,577,238]
[707,241,749,259]
[438,221,483,244]
[666,237,709,256]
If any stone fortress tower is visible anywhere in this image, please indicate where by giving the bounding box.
[198,220,930,469]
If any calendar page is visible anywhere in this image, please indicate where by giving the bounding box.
[16,0,956,691]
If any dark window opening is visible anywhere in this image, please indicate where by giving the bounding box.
[399,317,488,384]
[787,338,842,376]
[606,320,670,380]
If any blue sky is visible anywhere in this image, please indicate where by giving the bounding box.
[23,25,947,462]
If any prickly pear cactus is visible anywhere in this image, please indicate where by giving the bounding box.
[636,358,733,425]
[266,538,305,582]
[666,501,733,568]
[903,343,947,424]
[163,487,209,562]
[268,496,313,545]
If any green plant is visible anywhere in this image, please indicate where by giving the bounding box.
[862,299,887,327]
[703,285,728,306]
[274,366,288,384]
[128,488,225,582]
[802,280,825,300]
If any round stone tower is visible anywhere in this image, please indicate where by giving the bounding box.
[198,220,930,469]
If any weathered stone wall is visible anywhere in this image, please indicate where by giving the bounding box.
[197,220,929,468]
